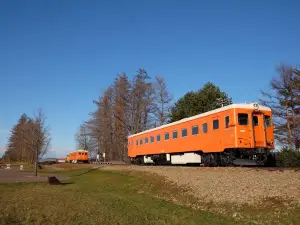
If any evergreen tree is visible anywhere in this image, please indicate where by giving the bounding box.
[169,82,232,122]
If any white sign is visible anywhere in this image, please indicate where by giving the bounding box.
[20,165,23,170]
[102,153,106,158]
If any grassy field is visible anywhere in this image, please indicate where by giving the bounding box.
[0,165,299,225]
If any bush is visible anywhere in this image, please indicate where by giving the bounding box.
[275,146,300,167]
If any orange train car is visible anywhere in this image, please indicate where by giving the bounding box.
[66,150,88,163]
[127,103,275,166]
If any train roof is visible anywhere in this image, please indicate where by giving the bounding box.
[128,103,271,138]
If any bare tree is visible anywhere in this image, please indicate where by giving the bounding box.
[260,64,299,148]
[84,69,173,163]
[153,76,173,126]
[75,123,93,151]
[111,74,131,161]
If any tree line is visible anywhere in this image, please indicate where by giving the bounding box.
[75,69,233,162]
[2,110,51,163]
[2,63,299,164]
[76,69,173,162]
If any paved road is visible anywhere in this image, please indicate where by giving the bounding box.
[0,169,70,183]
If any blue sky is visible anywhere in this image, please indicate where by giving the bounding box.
[0,0,299,157]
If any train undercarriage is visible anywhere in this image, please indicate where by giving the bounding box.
[130,148,273,167]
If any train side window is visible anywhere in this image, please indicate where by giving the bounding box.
[225,116,230,129]
[238,113,248,125]
[85,152,87,155]
[145,137,148,144]
[165,132,169,140]
[150,136,154,143]
[264,115,271,127]
[136,140,138,145]
[213,119,219,130]
[140,139,143,145]
[253,116,258,126]
[192,125,199,135]
[203,123,208,133]
[157,134,161,142]
[182,128,188,137]
[173,130,178,139]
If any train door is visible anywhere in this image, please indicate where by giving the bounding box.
[237,112,252,148]
[211,116,221,150]
[252,112,267,147]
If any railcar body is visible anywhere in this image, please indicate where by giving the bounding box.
[66,150,88,163]
[127,103,274,166]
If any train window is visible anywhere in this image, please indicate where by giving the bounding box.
[157,134,161,142]
[145,137,148,144]
[173,130,178,139]
[150,136,154,143]
[253,116,258,126]
[202,123,208,133]
[213,119,219,130]
[182,128,188,137]
[140,139,143,145]
[264,115,271,127]
[165,132,169,140]
[192,125,199,135]
[238,113,248,125]
[136,140,138,145]
[225,116,230,129]
[85,152,87,155]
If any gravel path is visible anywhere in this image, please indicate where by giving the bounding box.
[101,165,300,205]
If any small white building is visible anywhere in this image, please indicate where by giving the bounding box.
[57,158,66,163]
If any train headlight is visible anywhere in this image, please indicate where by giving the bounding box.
[253,103,259,110]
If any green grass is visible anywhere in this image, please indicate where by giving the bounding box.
[0,168,236,225]
[0,167,299,225]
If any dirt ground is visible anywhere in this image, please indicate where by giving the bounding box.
[101,165,300,206]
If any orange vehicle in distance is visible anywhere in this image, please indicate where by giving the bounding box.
[66,150,88,163]
[127,103,274,166]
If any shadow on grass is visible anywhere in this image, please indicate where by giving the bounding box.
[73,168,99,177]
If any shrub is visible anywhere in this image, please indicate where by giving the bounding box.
[275,146,300,167]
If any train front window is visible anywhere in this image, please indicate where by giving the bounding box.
[213,119,219,130]
[253,116,258,126]
[225,116,229,129]
[264,115,271,127]
[238,113,248,125]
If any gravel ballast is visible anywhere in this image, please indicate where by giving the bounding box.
[102,165,300,205]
